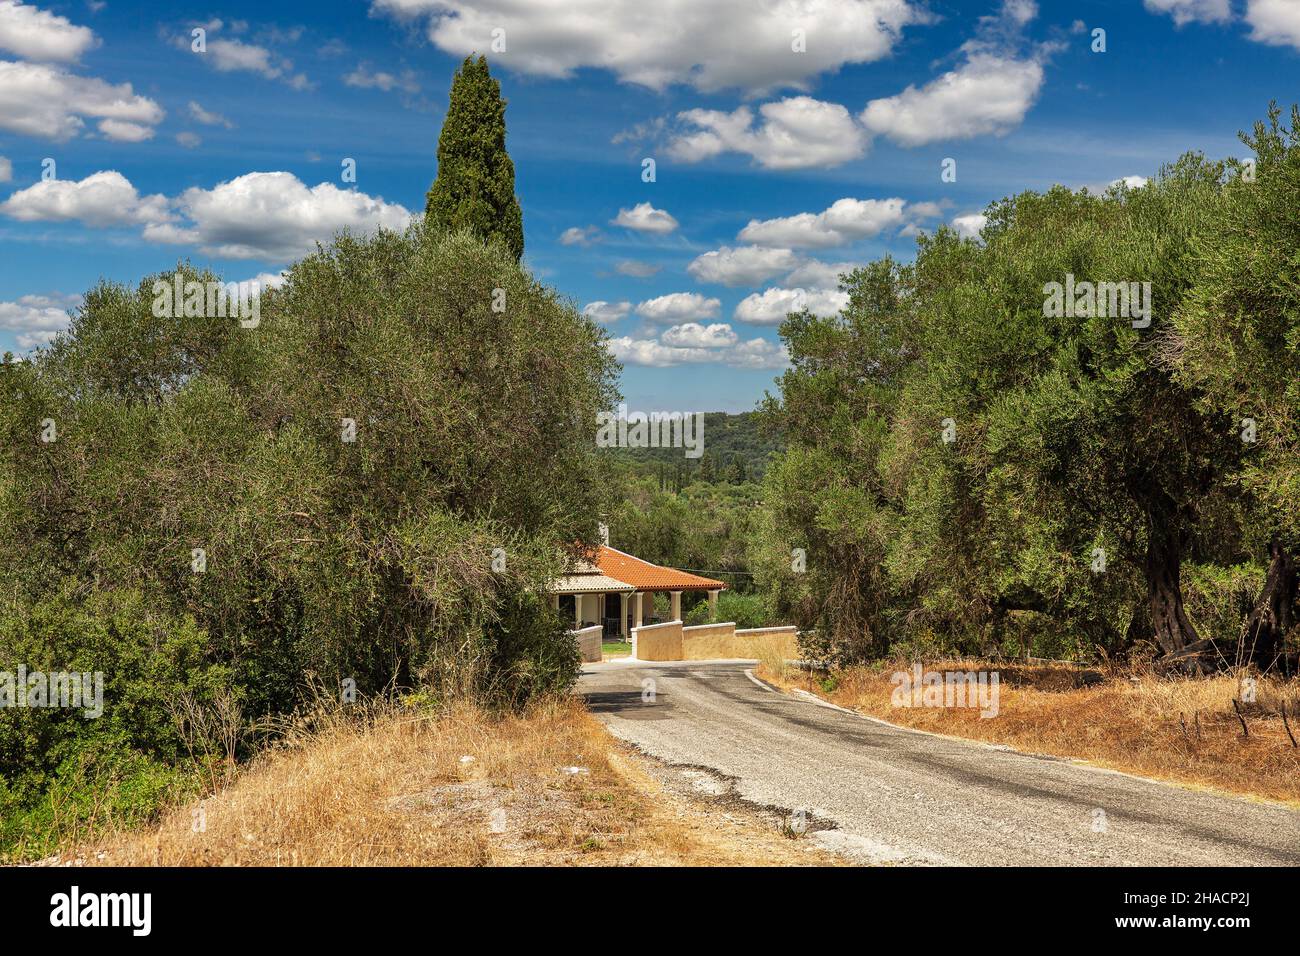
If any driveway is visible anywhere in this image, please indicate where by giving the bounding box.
[578,659,1300,866]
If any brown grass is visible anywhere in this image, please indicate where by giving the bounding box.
[682,630,799,662]
[68,697,837,866]
[759,660,1300,806]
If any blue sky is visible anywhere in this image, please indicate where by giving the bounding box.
[0,0,1296,412]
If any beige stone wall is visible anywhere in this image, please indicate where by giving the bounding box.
[681,622,736,641]
[570,624,604,663]
[734,626,798,640]
[632,619,683,661]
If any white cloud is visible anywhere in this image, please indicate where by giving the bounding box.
[344,63,420,93]
[634,292,721,323]
[733,287,849,325]
[738,198,907,249]
[157,171,413,261]
[660,322,737,348]
[686,245,801,287]
[669,96,868,170]
[372,0,929,94]
[611,202,678,234]
[1,170,170,226]
[581,300,631,324]
[176,131,201,148]
[1245,0,1300,48]
[0,291,79,349]
[559,225,600,246]
[783,259,857,290]
[177,22,310,90]
[0,60,163,141]
[207,37,281,77]
[0,156,10,182]
[860,53,1044,147]
[244,270,287,291]
[98,118,154,142]
[1143,0,1231,26]
[609,330,788,369]
[188,100,233,128]
[952,213,987,239]
[615,259,660,278]
[0,1,97,62]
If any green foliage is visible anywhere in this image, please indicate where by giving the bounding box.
[0,224,618,855]
[683,591,769,628]
[603,411,782,484]
[425,55,524,261]
[757,106,1300,668]
[0,590,224,860]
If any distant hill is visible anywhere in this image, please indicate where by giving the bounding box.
[603,411,782,485]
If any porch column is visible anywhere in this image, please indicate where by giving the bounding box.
[619,593,629,638]
[670,590,682,621]
[574,594,583,629]
[634,592,643,629]
[708,589,719,620]
[551,593,560,611]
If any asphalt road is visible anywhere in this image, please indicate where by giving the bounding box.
[578,659,1300,866]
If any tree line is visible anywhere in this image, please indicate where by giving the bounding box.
[756,105,1300,676]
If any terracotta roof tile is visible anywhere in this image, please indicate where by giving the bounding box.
[594,545,727,592]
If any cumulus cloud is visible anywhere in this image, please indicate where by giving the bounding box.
[559,225,600,246]
[1,170,171,226]
[660,322,738,348]
[4,168,413,261]
[0,0,97,62]
[952,213,987,239]
[686,245,801,287]
[859,53,1044,147]
[738,198,908,249]
[344,63,420,93]
[609,328,788,369]
[188,100,234,128]
[0,60,163,141]
[176,21,310,90]
[669,96,868,170]
[634,292,721,323]
[733,287,850,325]
[1245,0,1300,48]
[0,291,79,349]
[371,0,929,94]
[783,259,857,290]
[615,259,660,278]
[611,202,678,234]
[581,300,631,324]
[156,171,413,260]
[1143,0,1231,25]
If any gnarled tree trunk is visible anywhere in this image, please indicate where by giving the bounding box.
[1241,537,1297,666]
[1145,505,1204,673]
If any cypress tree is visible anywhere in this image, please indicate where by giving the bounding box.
[425,55,524,261]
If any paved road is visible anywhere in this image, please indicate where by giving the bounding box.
[578,659,1300,866]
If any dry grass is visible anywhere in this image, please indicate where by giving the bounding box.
[682,630,799,662]
[65,697,836,866]
[760,659,1300,806]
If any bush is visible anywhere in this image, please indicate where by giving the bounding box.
[0,590,227,860]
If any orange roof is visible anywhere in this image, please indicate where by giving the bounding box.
[593,545,727,593]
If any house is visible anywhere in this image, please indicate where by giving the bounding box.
[549,526,726,638]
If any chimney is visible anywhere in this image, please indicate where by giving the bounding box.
[598,522,609,546]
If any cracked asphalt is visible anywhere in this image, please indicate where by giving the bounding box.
[577,659,1300,866]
